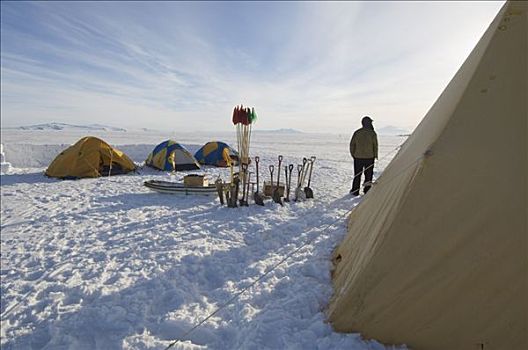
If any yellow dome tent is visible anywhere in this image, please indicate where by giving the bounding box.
[46,136,136,179]
[328,2,527,350]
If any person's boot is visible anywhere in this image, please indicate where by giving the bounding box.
[363,181,372,194]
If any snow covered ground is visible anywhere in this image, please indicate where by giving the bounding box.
[1,129,407,350]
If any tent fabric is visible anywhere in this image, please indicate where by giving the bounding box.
[194,141,239,167]
[145,140,201,171]
[328,2,527,350]
[45,136,136,179]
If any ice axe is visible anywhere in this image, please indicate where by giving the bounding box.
[304,156,316,199]
[253,156,265,206]
[273,155,283,206]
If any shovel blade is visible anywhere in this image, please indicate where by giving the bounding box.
[304,187,314,199]
[295,188,306,202]
[216,188,224,205]
[254,192,265,206]
[272,190,283,206]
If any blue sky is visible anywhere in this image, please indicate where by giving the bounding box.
[1,1,504,133]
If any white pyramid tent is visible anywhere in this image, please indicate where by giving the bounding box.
[328,2,527,349]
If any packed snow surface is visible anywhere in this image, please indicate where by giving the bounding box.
[1,129,407,350]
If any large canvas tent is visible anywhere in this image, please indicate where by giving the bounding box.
[46,136,136,179]
[328,2,527,350]
[145,140,201,171]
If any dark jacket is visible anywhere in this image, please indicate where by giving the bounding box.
[350,127,378,159]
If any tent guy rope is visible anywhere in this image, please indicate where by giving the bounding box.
[163,142,413,350]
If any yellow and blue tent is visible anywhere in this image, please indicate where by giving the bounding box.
[145,140,200,171]
[46,136,136,179]
[194,141,238,167]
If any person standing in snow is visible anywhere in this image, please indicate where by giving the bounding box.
[349,116,378,196]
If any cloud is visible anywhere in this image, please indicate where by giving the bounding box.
[1,1,505,132]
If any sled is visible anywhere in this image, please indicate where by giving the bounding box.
[144,180,218,196]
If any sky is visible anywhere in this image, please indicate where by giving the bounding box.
[1,1,505,133]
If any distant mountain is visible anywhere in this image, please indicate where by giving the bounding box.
[255,128,303,134]
[137,127,161,132]
[10,122,127,132]
[377,125,410,136]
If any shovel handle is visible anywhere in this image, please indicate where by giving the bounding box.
[306,158,315,187]
[297,164,303,187]
[276,155,282,187]
[247,172,252,198]
[288,164,294,196]
[269,165,274,188]
[255,156,260,191]
[300,157,308,186]
[242,163,249,199]
[284,166,288,188]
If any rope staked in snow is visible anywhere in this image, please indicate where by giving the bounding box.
[164,142,417,350]
[164,208,353,350]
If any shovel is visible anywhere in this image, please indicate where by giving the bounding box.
[228,174,239,208]
[227,162,237,208]
[294,164,303,201]
[284,164,294,202]
[287,164,294,201]
[245,172,252,206]
[283,165,290,203]
[253,156,265,206]
[269,164,274,198]
[304,156,316,199]
[234,173,240,205]
[295,158,307,202]
[273,155,283,206]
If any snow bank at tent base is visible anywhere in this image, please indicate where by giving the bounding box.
[1,131,407,350]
